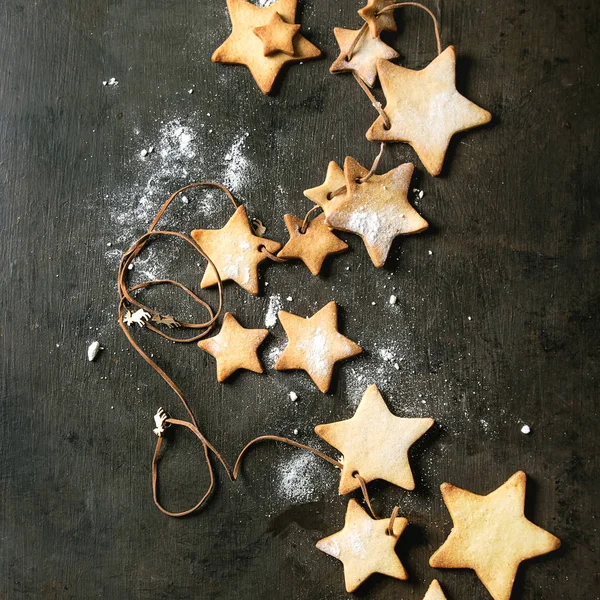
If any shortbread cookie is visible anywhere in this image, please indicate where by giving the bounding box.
[358,0,398,38]
[429,471,561,600]
[274,301,362,392]
[198,313,268,382]
[366,47,492,175]
[253,12,300,56]
[303,161,346,211]
[423,580,447,600]
[191,205,281,296]
[316,499,408,592]
[315,384,433,494]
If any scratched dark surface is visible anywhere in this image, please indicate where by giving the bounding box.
[0,0,598,598]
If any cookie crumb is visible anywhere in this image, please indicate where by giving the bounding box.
[389,294,397,305]
[289,391,298,401]
[88,341,101,362]
[140,149,148,158]
[521,425,531,434]
[286,296,293,302]
[428,250,433,255]
[293,428,299,435]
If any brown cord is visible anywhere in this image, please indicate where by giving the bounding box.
[353,72,391,129]
[353,472,380,519]
[259,244,288,263]
[386,505,400,535]
[346,22,369,62]
[300,205,322,234]
[377,2,442,56]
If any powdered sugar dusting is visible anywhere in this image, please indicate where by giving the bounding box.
[265,294,282,328]
[275,451,335,504]
[298,327,331,378]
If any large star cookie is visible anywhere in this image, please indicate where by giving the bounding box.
[277,213,348,275]
[315,384,434,494]
[330,27,399,87]
[316,499,408,592]
[303,160,346,211]
[358,0,398,38]
[325,156,428,267]
[274,301,362,393]
[430,471,561,600]
[191,205,281,296]
[423,580,447,600]
[366,47,492,175]
[198,312,268,382]
[212,0,321,94]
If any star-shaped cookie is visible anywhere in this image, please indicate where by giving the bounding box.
[212,0,321,94]
[303,160,346,212]
[274,301,362,393]
[330,27,399,87]
[277,213,348,275]
[191,205,281,296]
[315,384,434,494]
[325,157,428,268]
[316,499,408,592]
[198,312,268,382]
[366,47,492,175]
[429,471,561,600]
[358,0,398,38]
[423,580,447,600]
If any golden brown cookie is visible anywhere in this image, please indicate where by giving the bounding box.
[316,499,408,592]
[212,0,321,94]
[274,301,362,393]
[277,213,348,275]
[330,27,399,87]
[358,0,398,38]
[429,471,561,600]
[303,160,346,211]
[198,312,268,382]
[315,384,434,494]
[423,579,447,600]
[325,156,428,268]
[366,47,492,176]
[191,205,281,296]
[253,12,300,56]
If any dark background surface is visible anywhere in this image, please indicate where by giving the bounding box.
[0,0,598,598]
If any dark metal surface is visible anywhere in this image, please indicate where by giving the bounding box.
[0,0,598,598]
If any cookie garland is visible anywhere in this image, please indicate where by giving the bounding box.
[114,3,562,597]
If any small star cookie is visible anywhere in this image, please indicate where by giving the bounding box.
[277,213,348,275]
[423,580,447,600]
[191,205,281,296]
[274,301,362,393]
[212,0,321,94]
[198,313,268,382]
[316,499,408,592]
[358,0,398,38]
[315,384,434,494]
[325,156,428,267]
[366,47,492,175]
[429,471,561,600]
[303,160,346,211]
[330,27,399,87]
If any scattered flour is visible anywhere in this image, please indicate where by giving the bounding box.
[264,294,282,328]
[275,451,335,504]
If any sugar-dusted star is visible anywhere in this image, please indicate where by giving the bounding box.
[277,213,348,275]
[358,0,398,38]
[330,27,399,87]
[212,0,321,94]
[325,156,428,268]
[198,312,268,382]
[366,47,492,176]
[315,384,434,494]
[429,471,561,600]
[316,499,408,592]
[191,205,281,296]
[423,580,448,600]
[303,160,346,212]
[253,12,300,56]
[274,301,362,393]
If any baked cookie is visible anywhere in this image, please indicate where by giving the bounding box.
[303,160,346,211]
[423,579,447,600]
[358,0,398,38]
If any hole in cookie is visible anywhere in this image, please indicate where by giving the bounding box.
[326,192,333,200]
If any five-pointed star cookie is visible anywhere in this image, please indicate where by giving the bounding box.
[315,384,434,494]
[358,0,398,38]
[274,301,362,392]
[316,499,408,592]
[212,0,321,94]
[253,12,300,56]
[423,579,448,600]
[191,205,281,296]
[366,47,492,175]
[303,160,346,212]
[429,471,561,600]
[198,313,268,382]
[330,27,399,87]
[325,156,428,268]
[277,213,348,275]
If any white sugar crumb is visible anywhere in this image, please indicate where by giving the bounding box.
[87,341,101,362]
[379,348,394,362]
[265,294,282,328]
[275,451,333,504]
[521,424,531,434]
[286,296,293,302]
[389,294,397,305]
[293,428,299,435]
[140,149,148,158]
[289,391,298,401]
[104,77,118,86]
[468,316,472,321]
[428,250,433,255]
